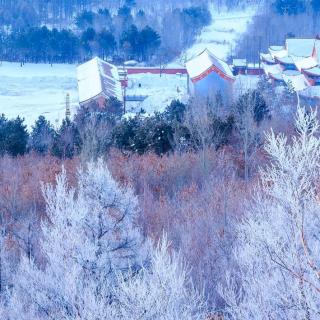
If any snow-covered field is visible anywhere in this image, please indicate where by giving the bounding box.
[181,6,257,62]
[125,73,188,116]
[0,7,259,126]
[0,62,78,128]
[0,61,188,126]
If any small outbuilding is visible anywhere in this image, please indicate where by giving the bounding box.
[77,57,123,109]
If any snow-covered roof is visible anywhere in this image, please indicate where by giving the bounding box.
[260,53,275,64]
[77,57,123,104]
[124,60,138,66]
[292,56,318,71]
[185,49,234,82]
[285,38,315,57]
[269,46,287,59]
[262,63,283,76]
[275,55,295,65]
[302,66,320,77]
[265,38,320,92]
[282,70,310,92]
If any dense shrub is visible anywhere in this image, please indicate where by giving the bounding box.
[0,115,28,157]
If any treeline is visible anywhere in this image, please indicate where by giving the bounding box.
[0,0,247,27]
[3,28,79,64]
[1,24,160,64]
[74,4,211,61]
[0,75,299,179]
[0,99,233,158]
[0,0,211,63]
[0,82,273,181]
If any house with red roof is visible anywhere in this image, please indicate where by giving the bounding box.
[185,49,235,103]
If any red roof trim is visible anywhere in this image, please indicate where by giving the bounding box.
[302,68,320,77]
[275,56,294,65]
[191,64,235,83]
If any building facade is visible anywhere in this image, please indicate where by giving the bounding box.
[185,49,235,104]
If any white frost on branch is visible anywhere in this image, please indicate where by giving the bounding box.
[1,160,207,319]
[114,237,207,320]
[221,107,320,319]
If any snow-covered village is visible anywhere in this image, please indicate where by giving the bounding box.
[1,0,320,319]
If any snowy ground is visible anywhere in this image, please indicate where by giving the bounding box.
[0,62,78,128]
[125,73,188,116]
[0,6,259,126]
[180,6,257,63]
[234,75,260,98]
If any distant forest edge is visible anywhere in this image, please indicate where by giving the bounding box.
[1,0,318,65]
[0,0,213,64]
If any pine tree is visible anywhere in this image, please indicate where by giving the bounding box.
[29,116,55,154]
[0,115,28,157]
[51,118,81,159]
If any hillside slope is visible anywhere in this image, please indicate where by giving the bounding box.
[180,5,259,62]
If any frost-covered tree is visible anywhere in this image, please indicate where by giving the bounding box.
[233,90,267,181]
[0,159,210,319]
[221,108,320,319]
[77,160,148,282]
[115,237,208,320]
[2,160,147,319]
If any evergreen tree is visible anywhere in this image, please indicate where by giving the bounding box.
[165,100,186,123]
[235,89,270,125]
[138,26,161,61]
[0,115,28,157]
[112,117,143,153]
[97,29,116,59]
[145,116,174,155]
[120,24,139,59]
[75,10,95,30]
[51,118,81,159]
[104,97,123,116]
[81,27,96,56]
[29,116,55,154]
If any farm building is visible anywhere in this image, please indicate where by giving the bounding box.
[185,49,235,103]
[77,57,123,110]
[260,38,320,100]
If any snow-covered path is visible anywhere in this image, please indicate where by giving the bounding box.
[181,6,257,62]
